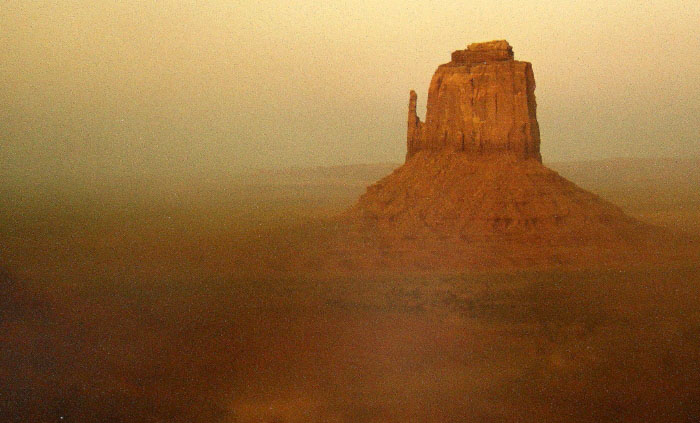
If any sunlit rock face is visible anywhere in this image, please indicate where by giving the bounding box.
[407,40,541,161]
[339,41,661,270]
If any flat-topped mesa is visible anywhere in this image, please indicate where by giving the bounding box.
[451,40,514,65]
[407,40,541,162]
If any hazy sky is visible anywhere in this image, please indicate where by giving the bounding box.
[2,0,699,190]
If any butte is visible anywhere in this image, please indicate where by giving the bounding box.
[337,40,665,270]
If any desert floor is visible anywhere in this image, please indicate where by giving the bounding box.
[2,158,700,422]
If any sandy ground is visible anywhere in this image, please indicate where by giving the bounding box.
[1,158,699,422]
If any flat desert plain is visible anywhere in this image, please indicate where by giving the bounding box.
[1,158,700,422]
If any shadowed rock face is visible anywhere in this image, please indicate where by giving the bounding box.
[407,40,541,161]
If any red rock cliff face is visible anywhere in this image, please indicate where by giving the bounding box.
[340,40,666,270]
[407,40,541,161]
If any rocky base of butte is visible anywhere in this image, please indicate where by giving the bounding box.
[329,40,675,270]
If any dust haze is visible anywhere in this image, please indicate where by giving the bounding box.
[3,158,700,421]
[3,1,700,422]
[2,1,700,189]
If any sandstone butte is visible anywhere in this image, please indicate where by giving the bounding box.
[333,40,673,270]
